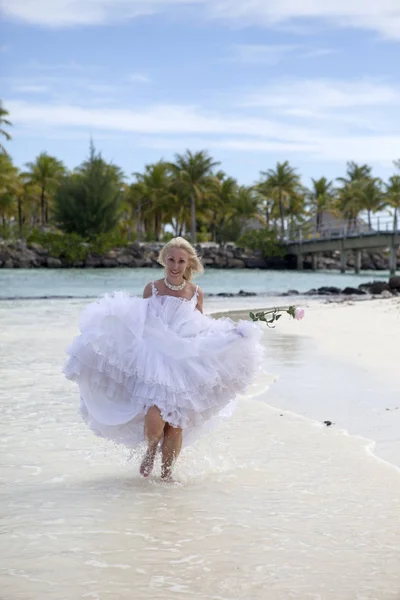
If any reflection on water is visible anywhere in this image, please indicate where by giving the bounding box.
[1,300,400,599]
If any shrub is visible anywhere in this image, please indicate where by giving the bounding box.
[236,229,284,257]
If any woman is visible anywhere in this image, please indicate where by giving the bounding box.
[63,237,263,481]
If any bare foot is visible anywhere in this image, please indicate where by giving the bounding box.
[139,447,157,478]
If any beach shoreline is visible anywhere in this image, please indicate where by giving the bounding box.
[223,295,400,472]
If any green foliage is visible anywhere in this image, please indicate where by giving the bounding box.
[28,230,89,263]
[197,226,211,243]
[27,229,130,263]
[237,229,284,257]
[162,231,174,242]
[89,230,129,255]
[54,145,122,238]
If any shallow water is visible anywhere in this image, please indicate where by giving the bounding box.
[0,267,389,299]
[1,299,400,599]
[0,300,400,600]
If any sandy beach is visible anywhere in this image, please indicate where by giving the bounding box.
[1,295,400,599]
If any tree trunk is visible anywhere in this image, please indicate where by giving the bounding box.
[367,209,372,230]
[18,196,23,238]
[190,192,196,243]
[394,208,398,231]
[316,210,321,233]
[279,191,285,240]
[136,201,142,242]
[40,186,45,226]
[265,204,270,228]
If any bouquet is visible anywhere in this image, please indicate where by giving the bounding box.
[249,306,305,327]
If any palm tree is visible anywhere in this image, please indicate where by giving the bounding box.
[338,162,372,186]
[0,102,12,154]
[385,175,400,231]
[308,177,335,233]
[361,178,385,229]
[336,180,366,231]
[133,162,173,241]
[260,161,302,240]
[24,153,66,226]
[336,162,374,231]
[168,150,220,243]
[207,173,238,242]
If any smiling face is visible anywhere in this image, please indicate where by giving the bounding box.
[165,248,190,282]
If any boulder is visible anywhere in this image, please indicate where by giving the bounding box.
[369,281,391,295]
[389,276,400,291]
[116,255,135,267]
[85,256,103,268]
[228,258,245,268]
[46,257,62,268]
[342,287,366,295]
[102,258,119,268]
[317,286,341,295]
[244,257,267,269]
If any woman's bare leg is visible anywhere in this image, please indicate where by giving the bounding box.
[140,406,165,477]
[161,424,183,481]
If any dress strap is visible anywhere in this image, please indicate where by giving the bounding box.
[151,281,158,296]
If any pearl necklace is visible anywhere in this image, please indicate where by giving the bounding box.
[164,277,186,291]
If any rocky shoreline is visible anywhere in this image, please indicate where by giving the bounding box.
[210,277,400,298]
[0,240,399,271]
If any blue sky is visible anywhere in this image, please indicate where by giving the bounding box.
[1,0,400,188]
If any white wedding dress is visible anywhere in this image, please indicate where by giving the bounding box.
[63,283,263,447]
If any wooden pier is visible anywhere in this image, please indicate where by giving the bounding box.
[286,230,400,275]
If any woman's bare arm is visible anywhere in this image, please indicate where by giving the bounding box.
[143,283,153,299]
[196,288,204,313]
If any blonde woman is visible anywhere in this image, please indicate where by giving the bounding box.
[64,237,263,481]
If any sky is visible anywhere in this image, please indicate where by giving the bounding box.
[1,0,400,189]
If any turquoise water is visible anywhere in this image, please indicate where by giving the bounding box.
[0,267,389,299]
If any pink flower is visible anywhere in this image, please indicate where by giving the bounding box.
[294,308,305,320]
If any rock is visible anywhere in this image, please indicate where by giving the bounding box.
[28,243,49,256]
[342,287,366,295]
[244,257,267,269]
[369,281,390,295]
[116,255,135,267]
[46,257,62,268]
[202,257,215,266]
[238,290,256,297]
[102,258,119,268]
[228,258,245,268]
[4,259,14,268]
[287,289,299,295]
[317,286,341,295]
[389,276,400,290]
[84,256,103,268]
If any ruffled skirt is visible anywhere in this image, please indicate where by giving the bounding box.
[63,291,263,447]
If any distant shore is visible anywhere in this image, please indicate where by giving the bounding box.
[1,239,399,272]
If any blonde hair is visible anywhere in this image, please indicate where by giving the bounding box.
[158,237,204,281]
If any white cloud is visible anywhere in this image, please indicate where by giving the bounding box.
[240,79,400,110]
[6,79,400,163]
[2,0,400,39]
[13,84,49,93]
[126,73,151,84]
[230,44,298,65]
